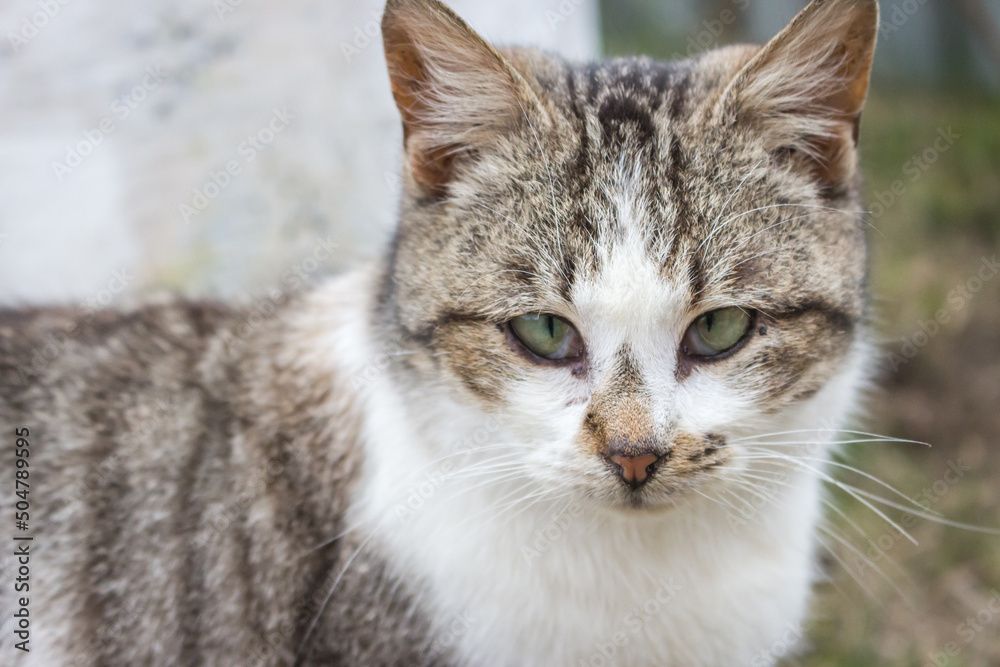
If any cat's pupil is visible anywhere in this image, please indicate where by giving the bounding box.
[547,315,555,337]
[704,312,714,331]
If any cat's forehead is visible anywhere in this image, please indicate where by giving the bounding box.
[469,51,862,310]
[513,52,773,254]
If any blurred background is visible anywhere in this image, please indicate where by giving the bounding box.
[1,0,998,664]
[0,0,599,301]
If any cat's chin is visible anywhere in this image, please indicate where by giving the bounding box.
[586,486,694,516]
[608,498,676,515]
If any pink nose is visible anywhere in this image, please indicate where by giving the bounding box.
[610,454,660,487]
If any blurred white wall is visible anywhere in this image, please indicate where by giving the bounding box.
[0,0,599,304]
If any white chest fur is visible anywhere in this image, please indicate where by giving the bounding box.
[352,385,852,667]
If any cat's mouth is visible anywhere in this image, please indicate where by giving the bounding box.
[597,486,685,514]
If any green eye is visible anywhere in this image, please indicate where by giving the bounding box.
[509,313,583,361]
[683,307,752,357]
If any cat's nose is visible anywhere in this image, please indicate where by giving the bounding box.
[609,453,661,488]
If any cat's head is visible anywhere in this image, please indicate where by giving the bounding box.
[376,0,878,511]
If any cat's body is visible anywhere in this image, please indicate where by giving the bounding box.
[0,286,441,666]
[1,0,880,665]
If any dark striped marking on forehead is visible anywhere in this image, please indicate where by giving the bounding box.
[531,57,710,264]
[555,57,694,169]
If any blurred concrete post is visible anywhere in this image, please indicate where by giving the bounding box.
[0,0,599,304]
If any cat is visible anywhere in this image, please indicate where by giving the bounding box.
[0,0,880,664]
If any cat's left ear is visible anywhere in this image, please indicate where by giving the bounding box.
[719,0,879,191]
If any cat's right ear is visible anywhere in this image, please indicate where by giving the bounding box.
[381,0,542,199]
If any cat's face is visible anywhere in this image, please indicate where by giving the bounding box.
[378,0,877,510]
